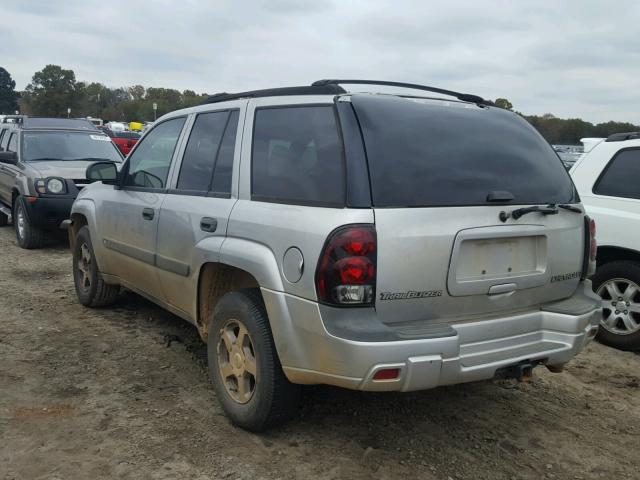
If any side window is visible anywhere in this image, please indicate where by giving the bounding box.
[176,111,230,192]
[7,133,18,153]
[123,117,185,189]
[594,149,640,200]
[0,129,5,150]
[211,110,239,195]
[251,106,344,206]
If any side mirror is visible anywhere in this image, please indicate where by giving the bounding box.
[86,161,118,185]
[0,151,18,165]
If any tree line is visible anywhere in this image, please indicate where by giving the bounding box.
[1,65,638,145]
[0,65,208,123]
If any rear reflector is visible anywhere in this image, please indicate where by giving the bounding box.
[373,368,400,381]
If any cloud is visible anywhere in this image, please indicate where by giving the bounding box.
[1,0,638,123]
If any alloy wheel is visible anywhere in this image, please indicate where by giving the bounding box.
[597,278,640,335]
[76,243,93,293]
[16,205,25,239]
[217,319,257,404]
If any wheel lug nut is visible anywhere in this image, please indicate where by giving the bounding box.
[618,297,623,301]
[612,302,617,306]
[615,310,620,314]
[624,310,629,315]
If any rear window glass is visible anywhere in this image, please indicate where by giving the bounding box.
[351,95,575,207]
[177,110,233,192]
[251,106,345,206]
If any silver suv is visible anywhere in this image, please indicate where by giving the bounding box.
[69,80,602,431]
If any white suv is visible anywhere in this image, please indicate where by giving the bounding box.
[571,132,640,350]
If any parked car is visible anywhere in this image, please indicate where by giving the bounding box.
[0,115,123,248]
[570,132,640,350]
[101,128,141,156]
[68,80,601,431]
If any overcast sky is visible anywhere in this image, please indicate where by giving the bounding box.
[1,0,638,123]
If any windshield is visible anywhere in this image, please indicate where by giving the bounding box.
[351,95,576,207]
[22,131,123,162]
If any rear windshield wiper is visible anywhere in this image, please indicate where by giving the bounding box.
[500,203,582,222]
[556,204,583,213]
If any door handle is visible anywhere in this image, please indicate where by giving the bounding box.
[200,217,218,233]
[142,208,155,220]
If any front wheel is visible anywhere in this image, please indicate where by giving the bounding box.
[592,260,640,351]
[208,289,300,431]
[14,198,45,249]
[72,226,120,307]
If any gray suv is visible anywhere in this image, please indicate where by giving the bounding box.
[0,116,123,248]
[69,80,602,431]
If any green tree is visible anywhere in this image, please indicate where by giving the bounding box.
[0,67,19,114]
[128,84,146,101]
[494,98,513,110]
[24,65,80,116]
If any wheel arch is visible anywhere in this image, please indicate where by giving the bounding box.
[196,262,261,341]
[596,245,640,267]
[195,237,286,343]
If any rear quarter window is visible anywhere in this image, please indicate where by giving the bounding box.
[251,105,345,207]
[351,95,575,207]
[593,148,640,200]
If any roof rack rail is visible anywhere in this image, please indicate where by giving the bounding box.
[201,84,346,105]
[605,132,640,142]
[312,79,489,105]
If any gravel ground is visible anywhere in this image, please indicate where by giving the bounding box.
[0,226,638,480]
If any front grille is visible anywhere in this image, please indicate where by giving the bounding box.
[72,179,91,191]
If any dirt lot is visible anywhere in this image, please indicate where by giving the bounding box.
[0,226,638,480]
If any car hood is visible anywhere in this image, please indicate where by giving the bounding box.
[27,161,120,179]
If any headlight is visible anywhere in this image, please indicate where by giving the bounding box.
[35,177,68,195]
[47,178,65,194]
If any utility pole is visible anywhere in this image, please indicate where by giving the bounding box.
[152,102,157,121]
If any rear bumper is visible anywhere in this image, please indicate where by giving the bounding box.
[22,196,75,230]
[262,281,601,392]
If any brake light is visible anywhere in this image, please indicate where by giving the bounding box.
[582,216,597,278]
[589,217,597,262]
[316,225,376,306]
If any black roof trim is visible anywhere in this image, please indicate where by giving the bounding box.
[605,132,640,142]
[313,79,489,105]
[201,84,346,105]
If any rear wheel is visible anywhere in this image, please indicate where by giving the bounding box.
[14,197,45,249]
[592,260,640,351]
[208,289,300,431]
[73,226,119,307]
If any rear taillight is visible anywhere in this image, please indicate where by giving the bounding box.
[316,225,376,306]
[589,217,597,262]
[582,216,597,279]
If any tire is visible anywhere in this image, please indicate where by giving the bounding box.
[13,197,45,249]
[208,289,300,431]
[591,260,640,351]
[72,226,120,307]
